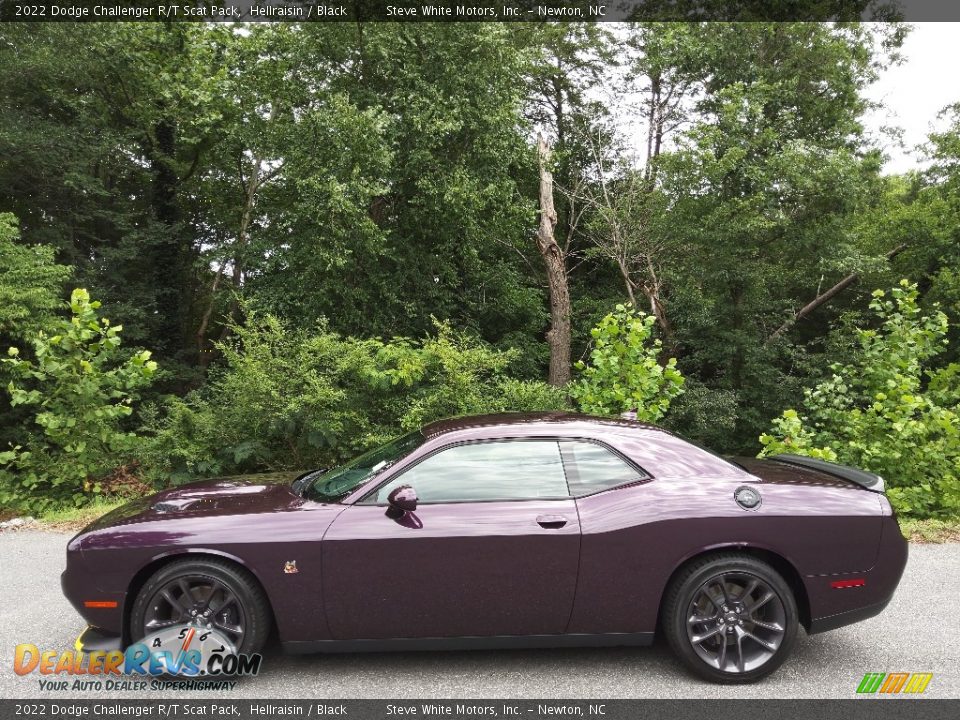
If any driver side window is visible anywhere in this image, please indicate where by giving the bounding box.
[362,440,568,504]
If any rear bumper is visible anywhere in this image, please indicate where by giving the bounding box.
[808,598,891,635]
[805,512,908,634]
[75,625,124,653]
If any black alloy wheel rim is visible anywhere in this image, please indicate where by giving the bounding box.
[142,574,246,648]
[685,571,786,673]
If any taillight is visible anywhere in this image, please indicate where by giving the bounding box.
[830,579,866,589]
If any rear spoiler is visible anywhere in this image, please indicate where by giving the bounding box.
[771,454,885,493]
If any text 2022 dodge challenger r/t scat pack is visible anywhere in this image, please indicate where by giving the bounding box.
[62,412,907,683]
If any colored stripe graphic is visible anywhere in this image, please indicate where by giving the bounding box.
[857,672,933,694]
[857,673,886,693]
[171,627,196,675]
[880,672,910,693]
[903,673,933,694]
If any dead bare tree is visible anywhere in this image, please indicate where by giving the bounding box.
[551,28,703,356]
[535,134,573,386]
[559,129,677,353]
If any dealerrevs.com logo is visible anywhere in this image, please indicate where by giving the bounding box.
[14,624,262,692]
[856,672,933,695]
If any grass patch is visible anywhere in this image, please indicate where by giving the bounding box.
[35,498,128,532]
[898,517,960,544]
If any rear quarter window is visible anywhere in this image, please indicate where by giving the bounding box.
[560,440,648,497]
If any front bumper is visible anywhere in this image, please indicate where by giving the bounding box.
[61,541,127,637]
[74,625,124,653]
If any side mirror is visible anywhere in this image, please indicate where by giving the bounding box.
[387,484,418,513]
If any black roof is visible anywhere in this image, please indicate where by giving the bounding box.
[420,412,660,439]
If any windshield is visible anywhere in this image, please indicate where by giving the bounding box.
[305,431,425,503]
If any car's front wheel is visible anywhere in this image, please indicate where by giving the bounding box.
[662,554,798,683]
[130,558,271,655]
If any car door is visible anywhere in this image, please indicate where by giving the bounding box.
[322,439,581,640]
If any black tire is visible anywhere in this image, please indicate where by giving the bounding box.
[662,553,798,684]
[130,557,271,655]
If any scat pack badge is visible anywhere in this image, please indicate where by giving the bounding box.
[284,560,299,574]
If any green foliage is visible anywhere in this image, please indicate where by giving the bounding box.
[649,23,905,452]
[663,380,740,451]
[137,314,375,482]
[570,304,684,421]
[138,314,569,484]
[380,321,570,431]
[0,289,157,511]
[238,24,546,350]
[0,212,74,454]
[757,410,840,462]
[760,282,960,517]
[0,213,71,340]
[6,23,960,518]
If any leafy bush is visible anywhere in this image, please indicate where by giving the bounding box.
[0,212,73,454]
[664,380,740,451]
[570,304,685,422]
[760,281,960,517]
[137,314,384,483]
[380,321,570,431]
[138,314,569,484]
[0,289,157,511]
[0,213,71,339]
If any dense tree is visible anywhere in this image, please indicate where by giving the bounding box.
[0,213,71,341]
[521,24,620,383]
[0,24,236,382]
[4,20,956,510]
[648,23,905,449]
[914,104,960,349]
[242,24,547,365]
[572,23,709,351]
[0,213,73,453]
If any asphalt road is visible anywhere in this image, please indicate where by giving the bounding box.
[0,530,957,700]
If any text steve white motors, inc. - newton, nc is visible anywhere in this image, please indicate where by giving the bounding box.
[386,5,608,19]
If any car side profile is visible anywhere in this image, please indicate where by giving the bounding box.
[62,412,908,683]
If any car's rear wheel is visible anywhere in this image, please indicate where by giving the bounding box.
[662,554,798,683]
[130,558,271,655]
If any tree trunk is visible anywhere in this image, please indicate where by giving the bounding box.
[641,255,677,356]
[150,117,187,361]
[767,244,908,343]
[535,135,572,386]
[195,265,223,373]
[196,151,274,372]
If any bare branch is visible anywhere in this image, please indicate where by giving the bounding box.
[767,244,909,343]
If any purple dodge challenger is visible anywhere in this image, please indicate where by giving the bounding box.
[62,412,907,683]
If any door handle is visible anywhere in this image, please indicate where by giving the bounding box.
[536,515,568,529]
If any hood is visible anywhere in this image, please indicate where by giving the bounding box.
[85,471,304,530]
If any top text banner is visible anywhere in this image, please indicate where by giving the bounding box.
[3,0,960,22]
